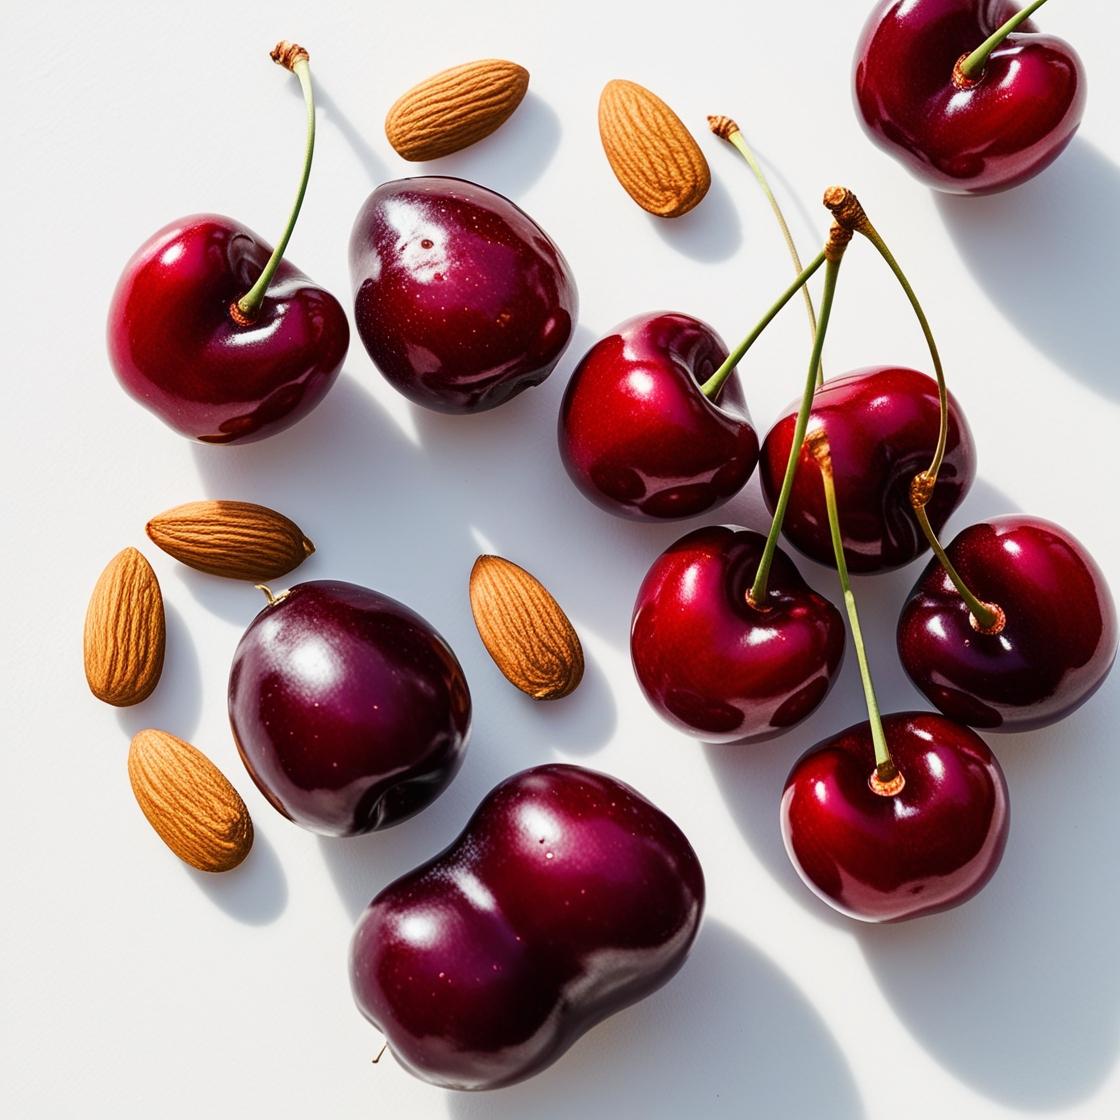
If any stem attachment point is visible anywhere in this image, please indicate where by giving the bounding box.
[970,602,1007,636]
[869,764,905,797]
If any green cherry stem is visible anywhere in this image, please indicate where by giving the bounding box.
[231,42,316,325]
[708,115,823,385]
[957,0,1051,84]
[699,248,826,400]
[807,429,902,793]
[822,187,1004,632]
[746,222,851,607]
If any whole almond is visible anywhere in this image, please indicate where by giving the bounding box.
[469,555,584,700]
[83,547,165,706]
[598,79,710,218]
[386,59,529,161]
[128,729,253,872]
[146,500,314,582]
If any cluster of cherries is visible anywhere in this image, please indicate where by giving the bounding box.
[102,1,1109,1093]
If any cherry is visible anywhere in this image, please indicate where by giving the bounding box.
[854,0,1086,194]
[349,177,577,413]
[898,515,1118,730]
[781,711,1010,922]
[760,366,975,572]
[350,763,704,1090]
[631,526,844,741]
[228,581,471,837]
[558,313,759,520]
[107,43,349,444]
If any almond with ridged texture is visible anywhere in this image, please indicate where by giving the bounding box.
[83,547,165,706]
[598,79,710,217]
[469,555,584,700]
[146,499,314,581]
[385,59,530,162]
[128,729,254,872]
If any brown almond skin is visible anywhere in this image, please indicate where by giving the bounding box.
[469,555,584,700]
[128,729,253,873]
[598,79,710,217]
[83,547,165,706]
[386,59,530,162]
[146,500,314,582]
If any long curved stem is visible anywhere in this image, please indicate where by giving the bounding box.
[233,45,316,323]
[709,116,822,385]
[958,0,1050,82]
[807,430,900,792]
[823,187,1002,627]
[700,249,826,400]
[748,230,848,606]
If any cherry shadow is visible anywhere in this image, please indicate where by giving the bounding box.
[935,138,1120,401]
[308,80,391,185]
[113,600,204,741]
[439,919,863,1119]
[701,475,1021,929]
[647,168,744,263]
[185,824,289,926]
[857,673,1120,1109]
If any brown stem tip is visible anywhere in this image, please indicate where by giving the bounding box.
[707,114,740,140]
[869,766,906,797]
[270,41,309,70]
[823,186,869,233]
[909,472,936,510]
[824,221,853,262]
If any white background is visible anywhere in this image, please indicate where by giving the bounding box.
[4,2,1118,1117]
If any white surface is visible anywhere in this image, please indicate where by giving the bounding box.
[4,2,1118,1117]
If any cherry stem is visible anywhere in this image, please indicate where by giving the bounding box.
[807,430,899,788]
[747,225,850,607]
[959,0,1050,81]
[233,43,316,323]
[709,116,823,385]
[699,249,826,401]
[912,502,1004,632]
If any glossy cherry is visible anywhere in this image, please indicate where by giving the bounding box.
[854,0,1086,194]
[228,581,470,837]
[760,366,975,572]
[782,712,1009,922]
[631,526,844,741]
[558,313,758,520]
[899,515,1117,730]
[107,44,349,443]
[350,763,704,1090]
[108,217,349,443]
[349,177,577,413]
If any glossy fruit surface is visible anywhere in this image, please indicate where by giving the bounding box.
[854,0,1086,194]
[899,515,1117,730]
[349,177,577,413]
[228,581,470,836]
[558,313,759,520]
[631,526,844,741]
[108,215,349,443]
[350,763,704,1090]
[760,366,975,573]
[781,711,1009,922]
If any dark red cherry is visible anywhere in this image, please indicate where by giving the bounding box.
[854,0,1085,194]
[760,366,975,573]
[631,526,844,741]
[350,763,704,1090]
[107,215,349,443]
[349,177,577,413]
[558,312,759,520]
[228,581,470,837]
[898,515,1117,730]
[782,712,1009,922]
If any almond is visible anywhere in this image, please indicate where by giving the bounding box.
[385,59,529,162]
[83,547,165,706]
[128,729,254,872]
[146,500,314,582]
[598,79,710,218]
[469,555,584,700]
